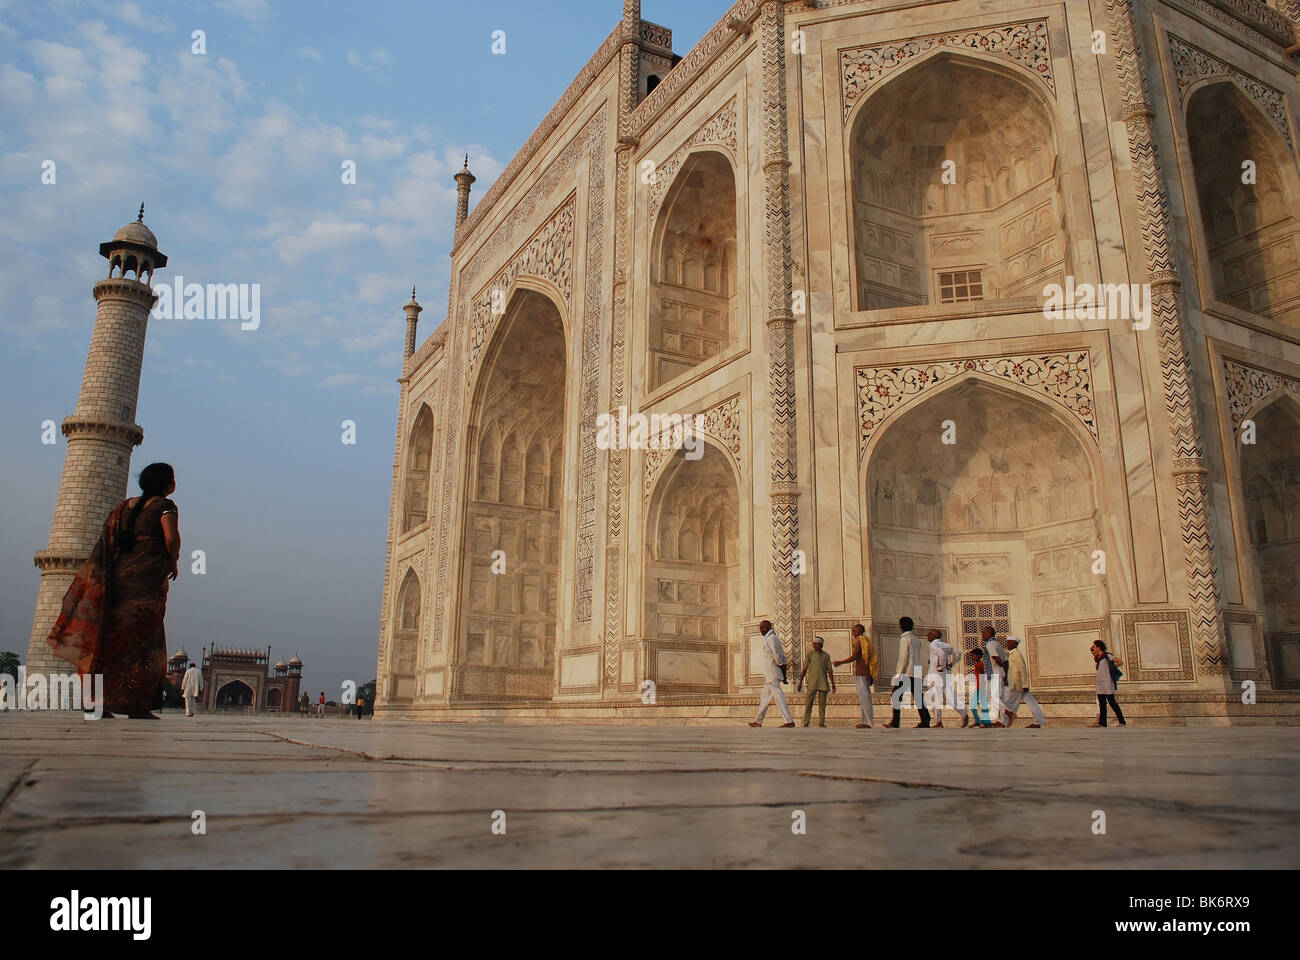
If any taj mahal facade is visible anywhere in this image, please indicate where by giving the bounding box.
[374,0,1300,723]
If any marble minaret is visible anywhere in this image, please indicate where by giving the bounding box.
[27,207,167,673]
[453,156,476,228]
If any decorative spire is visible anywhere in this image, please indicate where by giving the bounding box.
[137,202,145,223]
[403,285,424,359]
[454,155,477,229]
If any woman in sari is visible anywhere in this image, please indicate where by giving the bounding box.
[47,462,181,718]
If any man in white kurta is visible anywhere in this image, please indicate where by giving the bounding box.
[180,662,203,717]
[749,620,795,727]
[888,617,930,727]
[927,628,967,727]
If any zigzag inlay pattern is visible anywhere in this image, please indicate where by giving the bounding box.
[1108,0,1226,675]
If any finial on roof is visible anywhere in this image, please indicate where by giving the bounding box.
[137,202,145,223]
[463,153,469,169]
[412,284,417,300]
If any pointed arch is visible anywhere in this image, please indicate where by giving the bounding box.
[401,404,434,534]
[649,149,739,390]
[1186,80,1300,327]
[643,442,744,693]
[1240,394,1300,688]
[458,287,566,695]
[864,378,1106,676]
[848,52,1069,310]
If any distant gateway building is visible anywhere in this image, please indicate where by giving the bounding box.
[377,0,1300,722]
[167,648,303,714]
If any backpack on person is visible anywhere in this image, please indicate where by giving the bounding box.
[1107,654,1123,683]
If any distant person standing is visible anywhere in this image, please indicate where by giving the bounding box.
[797,636,836,727]
[833,623,876,728]
[317,692,326,718]
[1000,636,1046,728]
[355,696,365,719]
[927,629,966,728]
[181,660,202,717]
[888,617,930,728]
[749,619,795,727]
[1089,640,1127,727]
[300,691,310,717]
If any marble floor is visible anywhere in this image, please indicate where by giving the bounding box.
[1,713,1296,868]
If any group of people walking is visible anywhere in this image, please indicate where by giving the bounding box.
[750,617,1127,728]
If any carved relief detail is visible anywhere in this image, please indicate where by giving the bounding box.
[468,196,577,386]
[1223,358,1300,439]
[841,20,1055,123]
[643,394,746,505]
[1168,35,1293,147]
[856,352,1099,458]
[649,97,738,212]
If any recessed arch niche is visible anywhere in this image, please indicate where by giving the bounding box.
[849,54,1069,310]
[389,567,421,701]
[461,289,566,690]
[644,443,742,693]
[402,405,434,534]
[1241,396,1300,687]
[865,379,1103,671]
[649,150,739,390]
[1186,81,1300,327]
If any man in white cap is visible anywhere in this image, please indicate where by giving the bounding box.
[797,635,836,727]
[749,619,795,727]
[1000,635,1046,728]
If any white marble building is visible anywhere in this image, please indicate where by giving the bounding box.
[376,0,1300,723]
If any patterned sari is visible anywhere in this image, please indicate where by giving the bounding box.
[47,497,175,716]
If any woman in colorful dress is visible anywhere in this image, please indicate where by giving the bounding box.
[48,463,180,718]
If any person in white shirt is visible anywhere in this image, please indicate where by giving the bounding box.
[749,619,795,727]
[981,625,1008,727]
[926,628,968,728]
[1000,636,1046,728]
[887,617,930,728]
[180,661,202,717]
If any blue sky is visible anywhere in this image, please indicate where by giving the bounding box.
[0,0,720,698]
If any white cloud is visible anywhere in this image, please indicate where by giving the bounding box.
[274,220,371,264]
[345,48,391,72]
[298,46,322,61]
[214,0,272,22]
[317,372,364,388]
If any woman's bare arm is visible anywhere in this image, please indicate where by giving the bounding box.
[161,512,180,579]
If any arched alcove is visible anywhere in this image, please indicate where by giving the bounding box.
[216,679,254,707]
[649,151,738,390]
[402,405,434,534]
[866,379,1103,675]
[1187,82,1300,327]
[644,444,741,693]
[462,289,565,688]
[1242,396,1300,687]
[389,568,421,701]
[849,55,1068,310]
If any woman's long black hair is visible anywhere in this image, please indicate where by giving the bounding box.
[119,462,175,548]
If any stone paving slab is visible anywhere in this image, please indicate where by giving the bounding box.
[0,713,1295,868]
